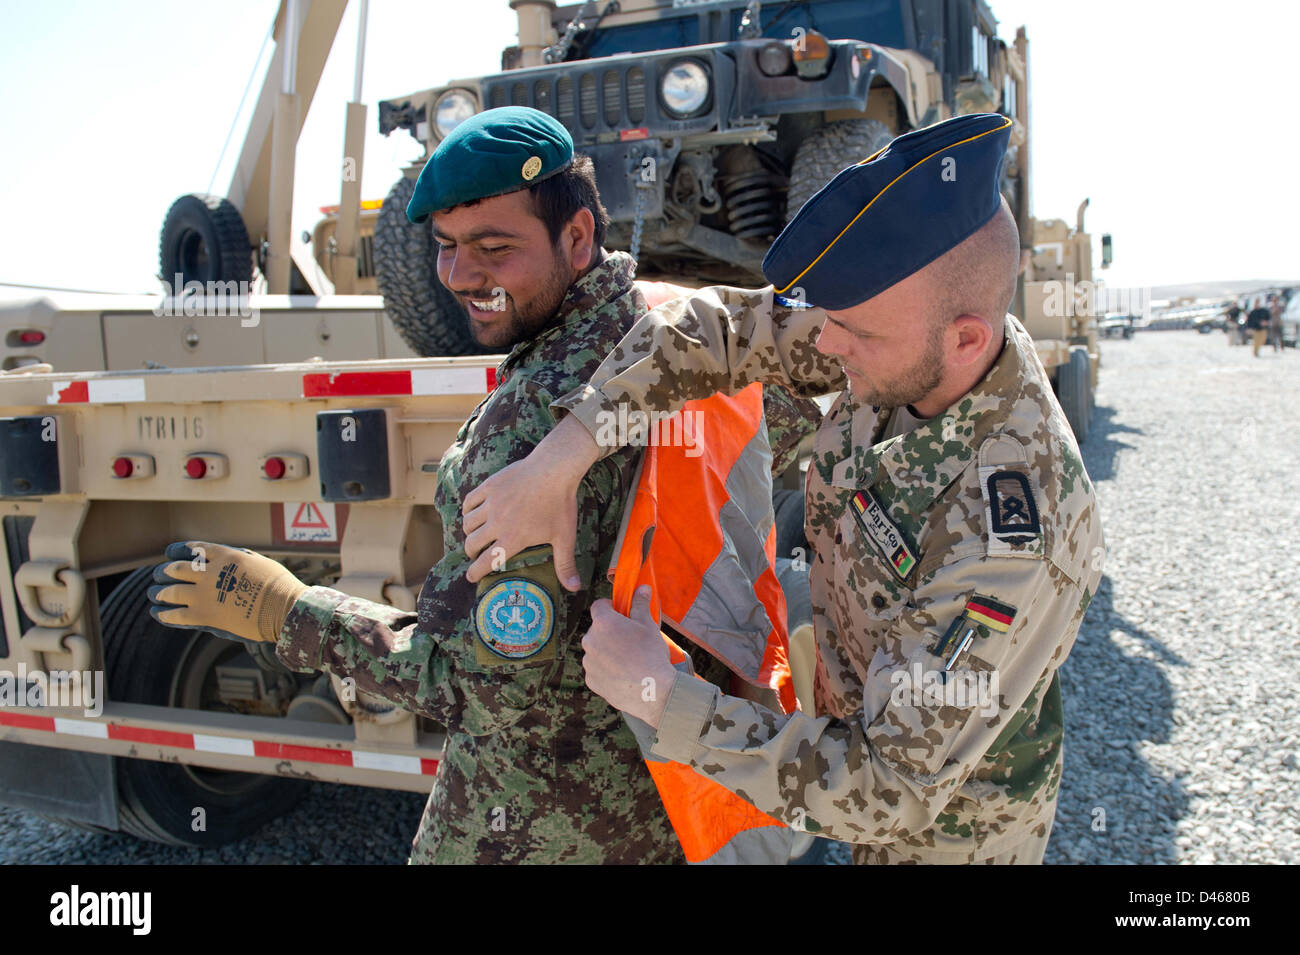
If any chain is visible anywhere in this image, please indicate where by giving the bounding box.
[628,182,649,273]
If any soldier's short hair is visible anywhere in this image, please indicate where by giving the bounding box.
[527,154,609,255]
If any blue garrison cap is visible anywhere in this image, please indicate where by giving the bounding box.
[763,113,1013,310]
[406,106,575,223]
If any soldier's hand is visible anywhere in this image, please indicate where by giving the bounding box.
[463,415,601,591]
[582,587,677,728]
[147,541,308,644]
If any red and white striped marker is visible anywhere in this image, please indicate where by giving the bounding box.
[47,378,147,404]
[302,367,496,398]
[0,712,438,776]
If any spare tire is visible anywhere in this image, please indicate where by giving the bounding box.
[158,194,253,289]
[786,119,895,224]
[373,174,493,357]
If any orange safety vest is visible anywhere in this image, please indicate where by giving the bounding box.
[610,382,797,864]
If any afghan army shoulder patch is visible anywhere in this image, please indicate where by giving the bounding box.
[850,488,918,581]
[474,577,556,666]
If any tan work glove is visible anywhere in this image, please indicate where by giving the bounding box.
[148,541,308,643]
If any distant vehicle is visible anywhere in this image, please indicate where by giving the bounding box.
[1101,314,1137,338]
[1282,295,1299,348]
[1194,311,1224,333]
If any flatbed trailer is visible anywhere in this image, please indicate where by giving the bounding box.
[0,355,501,841]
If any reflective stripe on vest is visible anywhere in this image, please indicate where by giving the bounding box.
[611,383,797,864]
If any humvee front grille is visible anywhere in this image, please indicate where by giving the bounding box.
[483,62,654,139]
[557,75,576,125]
[580,74,598,128]
[627,67,645,123]
[602,71,621,126]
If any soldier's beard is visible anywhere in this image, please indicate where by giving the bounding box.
[848,323,946,410]
[463,246,574,350]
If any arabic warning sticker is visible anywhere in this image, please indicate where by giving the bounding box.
[271,502,350,546]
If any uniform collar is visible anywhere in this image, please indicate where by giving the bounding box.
[497,249,634,376]
[830,314,1035,512]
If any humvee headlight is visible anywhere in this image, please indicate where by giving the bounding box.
[434,90,477,139]
[758,42,793,76]
[661,61,710,117]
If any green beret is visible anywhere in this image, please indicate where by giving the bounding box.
[406,106,575,223]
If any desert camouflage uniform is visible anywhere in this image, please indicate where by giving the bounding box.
[553,285,1105,864]
[274,254,818,864]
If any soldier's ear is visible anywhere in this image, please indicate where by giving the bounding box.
[563,207,597,272]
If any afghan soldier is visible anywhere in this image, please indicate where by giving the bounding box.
[462,113,1106,864]
[146,107,817,864]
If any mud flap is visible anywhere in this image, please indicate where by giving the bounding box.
[0,741,118,828]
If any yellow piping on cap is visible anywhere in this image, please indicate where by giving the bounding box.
[776,115,1013,296]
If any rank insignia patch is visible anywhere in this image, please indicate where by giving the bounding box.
[986,470,1040,541]
[851,489,918,580]
[474,577,556,664]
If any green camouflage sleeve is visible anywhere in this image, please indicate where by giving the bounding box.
[551,286,844,457]
[646,552,1087,843]
[275,381,634,733]
[761,384,823,477]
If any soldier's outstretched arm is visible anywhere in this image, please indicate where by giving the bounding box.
[551,284,843,433]
[589,551,1094,845]
[464,286,839,585]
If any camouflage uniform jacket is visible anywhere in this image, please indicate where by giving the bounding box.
[274,254,818,864]
[552,286,1105,862]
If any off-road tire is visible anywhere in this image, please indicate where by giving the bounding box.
[373,174,491,356]
[1056,345,1092,443]
[786,119,895,224]
[158,194,253,289]
[100,566,307,847]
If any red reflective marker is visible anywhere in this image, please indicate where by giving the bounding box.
[185,457,207,479]
[263,456,286,480]
[112,457,133,478]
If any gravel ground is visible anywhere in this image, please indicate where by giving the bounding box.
[2,329,1296,865]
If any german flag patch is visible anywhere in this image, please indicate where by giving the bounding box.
[964,595,1016,632]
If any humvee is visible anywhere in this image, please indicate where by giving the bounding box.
[372,0,1031,355]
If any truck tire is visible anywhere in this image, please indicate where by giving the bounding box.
[373,174,492,356]
[99,566,307,847]
[158,194,253,290]
[1056,345,1092,443]
[786,119,894,224]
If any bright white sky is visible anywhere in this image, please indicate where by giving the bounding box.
[0,0,1295,297]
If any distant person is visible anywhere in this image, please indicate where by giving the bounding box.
[1224,303,1242,345]
[1269,295,1284,352]
[1247,302,1271,357]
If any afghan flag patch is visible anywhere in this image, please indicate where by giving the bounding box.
[964,595,1016,632]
